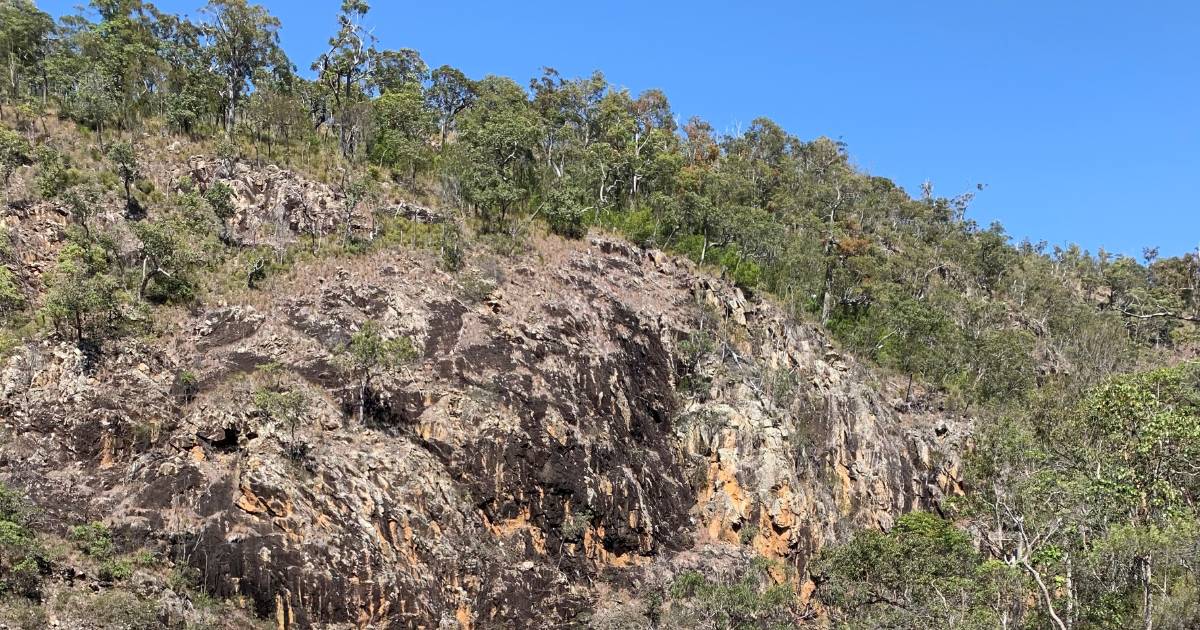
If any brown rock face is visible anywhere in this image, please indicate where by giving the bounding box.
[0,235,965,628]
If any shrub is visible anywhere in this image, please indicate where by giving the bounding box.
[99,558,132,581]
[69,521,114,558]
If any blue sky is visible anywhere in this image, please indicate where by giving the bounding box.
[38,1,1200,257]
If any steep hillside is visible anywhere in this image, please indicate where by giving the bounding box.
[1,152,963,626]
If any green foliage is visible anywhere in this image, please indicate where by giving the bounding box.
[41,238,126,342]
[342,321,418,373]
[105,141,140,209]
[0,263,22,321]
[0,2,54,105]
[203,180,236,240]
[0,483,44,598]
[32,146,73,200]
[131,214,207,303]
[52,590,159,630]
[204,0,284,135]
[337,320,418,423]
[661,558,799,629]
[0,597,47,630]
[677,305,720,396]
[813,512,1025,628]
[456,269,496,303]
[956,363,1200,629]
[426,65,475,146]
[68,522,114,559]
[253,362,311,460]
[0,127,31,199]
[98,557,132,582]
[438,222,466,271]
[61,183,102,235]
[176,369,200,404]
[370,82,436,180]
[452,76,540,232]
[542,182,588,239]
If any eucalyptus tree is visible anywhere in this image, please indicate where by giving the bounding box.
[203,0,284,136]
[453,75,539,232]
[425,64,475,149]
[0,0,55,110]
[313,0,376,157]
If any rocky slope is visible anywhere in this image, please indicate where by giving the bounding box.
[0,157,967,628]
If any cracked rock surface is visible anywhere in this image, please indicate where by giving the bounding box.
[1,233,967,628]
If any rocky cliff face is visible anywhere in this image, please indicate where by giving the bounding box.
[1,160,966,628]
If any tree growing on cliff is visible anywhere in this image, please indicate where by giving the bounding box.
[42,241,125,343]
[106,141,139,213]
[0,224,22,320]
[253,362,311,461]
[130,216,205,303]
[33,146,71,201]
[338,170,379,246]
[203,180,236,242]
[452,76,539,232]
[337,320,417,425]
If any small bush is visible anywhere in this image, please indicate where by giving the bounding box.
[177,370,199,403]
[99,557,132,581]
[457,270,496,303]
[69,521,114,558]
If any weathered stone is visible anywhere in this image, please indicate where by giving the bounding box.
[0,232,966,628]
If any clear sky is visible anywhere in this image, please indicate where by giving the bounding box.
[36,0,1200,257]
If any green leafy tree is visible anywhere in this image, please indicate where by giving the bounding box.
[204,180,236,241]
[425,64,474,149]
[813,512,1027,628]
[337,320,417,425]
[963,363,1200,629]
[0,0,55,110]
[0,482,45,597]
[253,362,311,460]
[69,71,120,147]
[42,240,124,342]
[372,48,426,93]
[657,558,802,629]
[105,140,139,211]
[203,0,284,136]
[32,145,71,200]
[61,183,102,238]
[130,216,204,303]
[453,75,539,232]
[313,0,376,157]
[876,295,956,401]
[370,82,435,182]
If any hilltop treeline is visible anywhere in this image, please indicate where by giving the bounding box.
[3,0,1200,627]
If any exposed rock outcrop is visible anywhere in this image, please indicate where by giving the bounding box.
[0,233,966,627]
[178,157,354,247]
